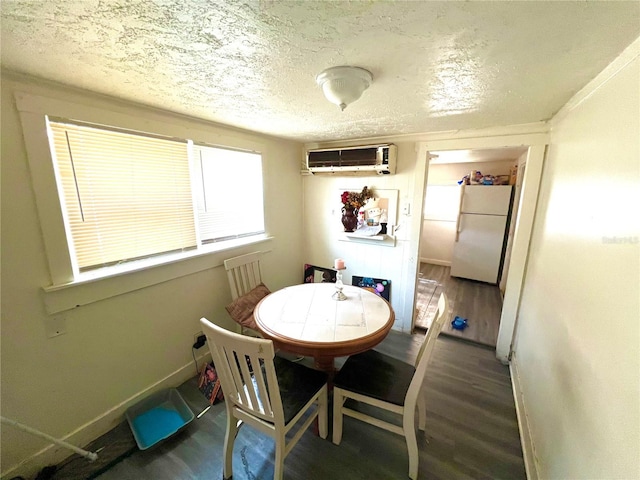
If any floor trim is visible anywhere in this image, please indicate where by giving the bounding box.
[510,353,539,480]
[1,352,212,480]
[419,257,451,266]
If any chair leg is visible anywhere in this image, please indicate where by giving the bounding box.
[317,385,328,439]
[417,389,427,431]
[332,387,344,445]
[223,410,238,479]
[274,433,286,480]
[403,408,419,480]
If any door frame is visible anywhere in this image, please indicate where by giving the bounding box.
[412,132,548,363]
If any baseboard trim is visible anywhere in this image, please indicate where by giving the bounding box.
[419,257,451,266]
[1,352,212,480]
[510,354,539,480]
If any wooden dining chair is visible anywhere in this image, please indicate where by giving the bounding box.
[200,317,328,480]
[332,293,449,480]
[224,251,263,301]
[224,251,269,336]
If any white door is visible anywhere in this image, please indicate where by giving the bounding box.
[450,213,508,283]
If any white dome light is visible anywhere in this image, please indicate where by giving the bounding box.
[316,66,373,111]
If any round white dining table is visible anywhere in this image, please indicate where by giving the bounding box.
[254,282,395,374]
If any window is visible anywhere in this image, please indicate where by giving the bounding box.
[193,144,264,244]
[15,92,273,313]
[48,119,265,276]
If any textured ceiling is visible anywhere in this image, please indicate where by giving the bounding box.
[1,1,639,142]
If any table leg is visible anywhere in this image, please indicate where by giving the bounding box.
[313,356,335,438]
[314,356,334,373]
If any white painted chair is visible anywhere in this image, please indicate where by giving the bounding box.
[224,251,264,302]
[200,317,328,480]
[224,251,266,336]
[332,293,449,480]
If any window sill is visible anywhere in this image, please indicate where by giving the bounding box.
[42,235,273,314]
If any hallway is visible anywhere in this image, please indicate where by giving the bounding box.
[415,263,503,347]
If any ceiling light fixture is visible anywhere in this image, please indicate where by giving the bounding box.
[316,66,373,111]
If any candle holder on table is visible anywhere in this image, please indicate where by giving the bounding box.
[333,267,347,301]
[331,260,347,300]
[332,258,347,301]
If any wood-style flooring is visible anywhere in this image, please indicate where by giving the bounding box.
[414,263,503,347]
[53,331,525,480]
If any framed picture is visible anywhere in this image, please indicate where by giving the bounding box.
[304,264,337,283]
[198,362,224,405]
[365,189,398,227]
[352,275,391,301]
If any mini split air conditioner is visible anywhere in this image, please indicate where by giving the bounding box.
[305,144,397,175]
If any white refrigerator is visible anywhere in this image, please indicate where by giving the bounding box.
[450,185,513,284]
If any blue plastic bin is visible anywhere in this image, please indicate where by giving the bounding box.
[125,388,194,450]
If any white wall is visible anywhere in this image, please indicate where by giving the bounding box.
[0,72,305,477]
[512,44,640,478]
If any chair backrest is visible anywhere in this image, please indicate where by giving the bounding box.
[407,293,449,403]
[200,317,285,426]
[224,252,263,301]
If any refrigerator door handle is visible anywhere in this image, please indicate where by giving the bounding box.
[455,184,465,242]
[455,214,464,242]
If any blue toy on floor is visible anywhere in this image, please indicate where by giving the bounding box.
[451,316,468,330]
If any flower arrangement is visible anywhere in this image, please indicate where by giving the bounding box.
[340,186,374,211]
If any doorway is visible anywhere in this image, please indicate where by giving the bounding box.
[414,146,527,348]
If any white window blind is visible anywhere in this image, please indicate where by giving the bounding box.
[49,121,196,271]
[193,144,265,243]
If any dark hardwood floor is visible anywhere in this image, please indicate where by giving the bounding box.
[52,331,525,480]
[415,263,503,347]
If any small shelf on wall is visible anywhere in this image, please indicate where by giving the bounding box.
[339,233,396,247]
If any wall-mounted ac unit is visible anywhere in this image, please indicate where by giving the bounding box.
[305,144,397,175]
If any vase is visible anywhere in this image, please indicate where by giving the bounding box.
[341,207,358,232]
